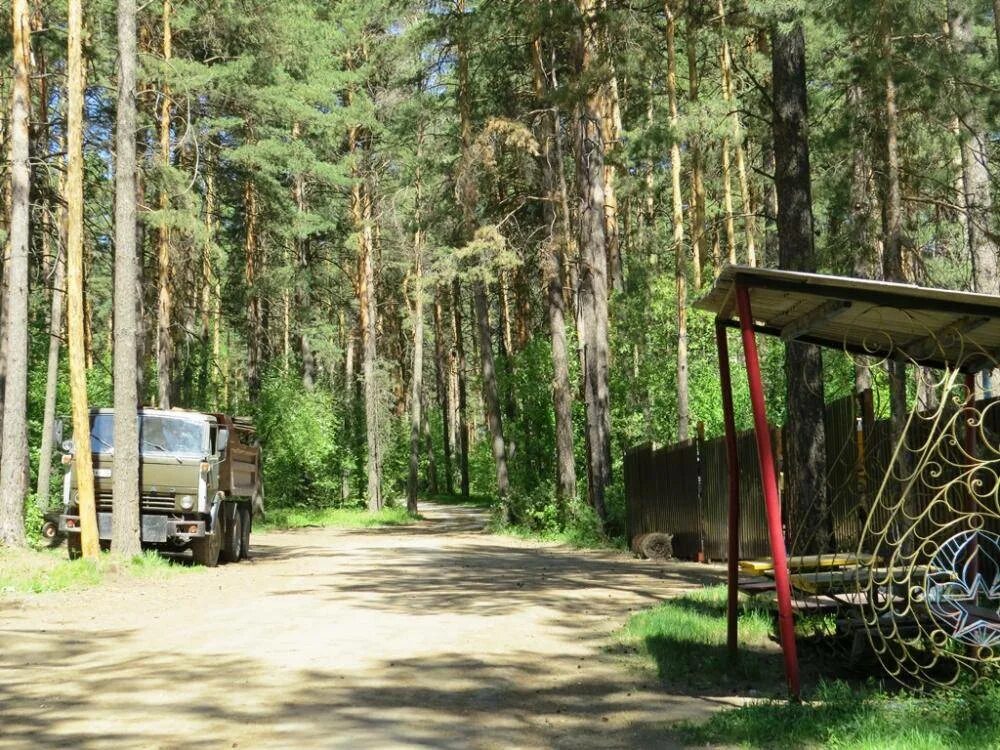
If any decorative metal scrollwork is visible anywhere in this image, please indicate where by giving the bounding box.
[848,316,1000,687]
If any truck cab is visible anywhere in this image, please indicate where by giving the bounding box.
[58,408,263,566]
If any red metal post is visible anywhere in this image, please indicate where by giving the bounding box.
[735,283,801,699]
[717,320,741,660]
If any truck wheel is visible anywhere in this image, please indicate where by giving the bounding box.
[191,525,221,567]
[222,504,242,564]
[239,506,251,560]
[67,534,82,560]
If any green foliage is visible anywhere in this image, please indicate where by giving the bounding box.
[253,372,344,509]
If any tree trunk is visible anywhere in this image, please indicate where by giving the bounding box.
[687,16,707,287]
[36,244,66,506]
[848,82,881,398]
[949,3,999,297]
[358,177,382,511]
[292,123,315,390]
[666,3,690,442]
[112,0,142,558]
[575,0,612,526]
[407,128,425,514]
[718,0,756,266]
[407,251,423,514]
[473,283,511,509]
[0,0,32,546]
[244,179,263,400]
[602,68,624,294]
[452,279,470,498]
[156,0,173,408]
[67,0,99,558]
[532,31,577,502]
[772,21,829,554]
[433,291,454,494]
[879,18,909,492]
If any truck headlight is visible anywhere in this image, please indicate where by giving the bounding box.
[179,495,195,511]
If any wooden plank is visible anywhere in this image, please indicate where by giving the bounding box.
[789,565,936,595]
[740,552,878,575]
[779,300,852,341]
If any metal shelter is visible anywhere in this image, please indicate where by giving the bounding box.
[695,265,1000,698]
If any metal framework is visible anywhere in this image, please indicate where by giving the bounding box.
[698,266,1000,698]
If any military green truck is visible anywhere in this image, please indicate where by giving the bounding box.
[58,409,264,566]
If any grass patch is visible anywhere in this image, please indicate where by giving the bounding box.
[679,679,1000,749]
[614,584,779,691]
[0,547,189,597]
[619,585,1000,748]
[259,505,420,530]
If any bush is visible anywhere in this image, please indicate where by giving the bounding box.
[253,373,344,509]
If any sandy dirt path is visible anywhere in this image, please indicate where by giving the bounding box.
[0,503,733,749]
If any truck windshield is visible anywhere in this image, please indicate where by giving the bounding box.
[89,414,205,456]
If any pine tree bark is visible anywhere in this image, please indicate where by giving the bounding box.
[575,0,612,526]
[112,0,142,558]
[67,0,99,558]
[407,253,423,514]
[878,16,909,483]
[433,291,454,494]
[772,21,829,554]
[452,279,470,498]
[0,0,32,545]
[156,0,173,408]
[687,15,707,287]
[407,130,425,514]
[719,0,757,266]
[36,244,66,506]
[244,179,263,400]
[532,31,577,502]
[357,177,382,511]
[666,2,690,443]
[949,2,999,297]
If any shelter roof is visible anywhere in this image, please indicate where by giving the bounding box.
[695,265,1000,372]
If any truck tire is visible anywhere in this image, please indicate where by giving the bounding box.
[239,505,251,560]
[191,523,221,567]
[67,534,82,560]
[221,503,243,564]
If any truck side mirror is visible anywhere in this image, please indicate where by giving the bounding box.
[53,419,64,450]
[217,428,229,453]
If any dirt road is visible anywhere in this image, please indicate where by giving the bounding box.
[0,503,731,749]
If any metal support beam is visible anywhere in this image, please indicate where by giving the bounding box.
[779,300,851,342]
[900,316,991,362]
[735,284,801,699]
[717,320,741,661]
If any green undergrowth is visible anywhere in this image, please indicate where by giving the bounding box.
[0,547,190,597]
[679,679,1000,749]
[259,505,420,530]
[489,518,626,550]
[618,584,1000,748]
[613,584,778,691]
[421,492,494,508]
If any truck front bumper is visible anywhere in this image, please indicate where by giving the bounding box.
[59,513,206,544]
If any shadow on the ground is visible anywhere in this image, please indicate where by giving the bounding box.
[0,628,727,750]
[266,538,723,618]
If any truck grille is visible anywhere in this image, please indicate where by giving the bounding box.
[96,493,178,513]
